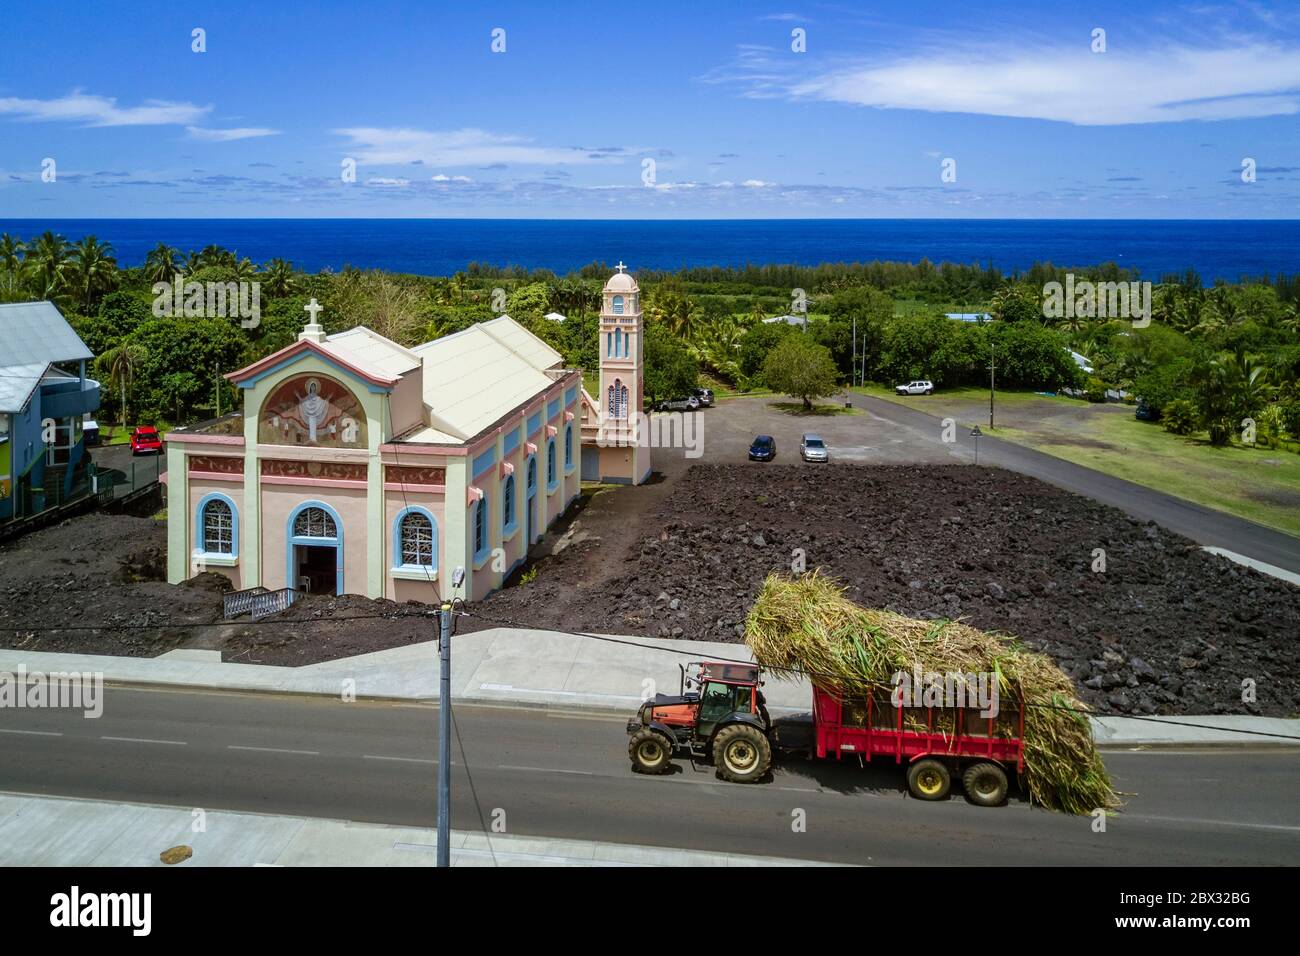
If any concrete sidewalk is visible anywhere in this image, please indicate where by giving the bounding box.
[0,792,835,867]
[0,628,1296,747]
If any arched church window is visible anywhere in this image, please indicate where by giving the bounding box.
[527,456,536,492]
[399,511,435,567]
[294,507,337,538]
[621,384,629,416]
[547,439,557,488]
[503,475,515,531]
[613,295,624,315]
[564,425,573,468]
[203,499,233,554]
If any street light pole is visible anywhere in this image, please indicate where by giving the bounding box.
[989,340,996,429]
[436,602,452,867]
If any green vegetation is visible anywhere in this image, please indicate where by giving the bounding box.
[761,336,839,410]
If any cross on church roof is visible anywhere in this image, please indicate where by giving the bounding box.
[304,298,324,323]
[615,261,627,274]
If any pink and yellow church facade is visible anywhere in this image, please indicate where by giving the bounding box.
[164,267,650,603]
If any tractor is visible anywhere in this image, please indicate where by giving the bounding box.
[625,661,773,782]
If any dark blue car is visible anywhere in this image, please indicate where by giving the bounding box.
[749,435,776,461]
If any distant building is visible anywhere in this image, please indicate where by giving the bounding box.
[0,302,100,522]
[762,314,807,327]
[543,311,567,323]
[1068,350,1095,374]
[945,312,993,323]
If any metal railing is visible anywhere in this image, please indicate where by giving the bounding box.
[223,586,297,620]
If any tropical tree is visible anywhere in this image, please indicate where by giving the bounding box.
[762,336,840,410]
[232,257,257,284]
[96,341,147,428]
[26,230,73,302]
[144,243,181,285]
[261,258,297,297]
[69,235,118,312]
[0,233,25,296]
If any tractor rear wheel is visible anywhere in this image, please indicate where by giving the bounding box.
[962,762,1009,807]
[907,758,952,801]
[628,729,674,774]
[713,723,772,783]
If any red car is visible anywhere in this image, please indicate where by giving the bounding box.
[129,426,163,455]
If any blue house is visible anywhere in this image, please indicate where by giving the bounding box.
[0,302,100,522]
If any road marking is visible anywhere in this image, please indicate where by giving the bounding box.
[228,745,319,756]
[101,736,187,746]
[499,765,594,776]
[363,754,436,764]
[1133,814,1300,833]
[0,728,62,737]
[780,787,820,793]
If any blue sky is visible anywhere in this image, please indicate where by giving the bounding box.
[2,0,1299,218]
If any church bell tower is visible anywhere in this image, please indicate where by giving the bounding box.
[597,262,649,484]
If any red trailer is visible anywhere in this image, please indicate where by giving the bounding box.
[626,661,1026,805]
[811,684,1025,805]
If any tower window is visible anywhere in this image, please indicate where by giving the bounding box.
[612,295,624,315]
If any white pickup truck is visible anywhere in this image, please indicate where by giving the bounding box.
[895,380,935,395]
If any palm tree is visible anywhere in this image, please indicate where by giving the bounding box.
[26,231,72,302]
[144,243,180,285]
[97,342,146,429]
[232,257,257,283]
[184,250,202,272]
[198,244,236,269]
[0,233,25,295]
[261,258,297,297]
[69,235,118,312]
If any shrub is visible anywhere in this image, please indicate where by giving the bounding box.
[1161,399,1197,435]
[1084,377,1108,403]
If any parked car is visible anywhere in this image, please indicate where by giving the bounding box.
[895,380,935,395]
[129,425,163,455]
[1135,398,1157,421]
[800,433,829,462]
[748,435,776,461]
[657,395,701,412]
[690,387,714,407]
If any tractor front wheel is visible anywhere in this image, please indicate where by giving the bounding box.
[907,758,952,801]
[628,729,674,774]
[713,724,772,783]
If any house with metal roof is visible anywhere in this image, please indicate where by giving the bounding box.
[163,266,648,603]
[0,302,101,521]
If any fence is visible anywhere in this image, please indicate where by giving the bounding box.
[223,586,297,620]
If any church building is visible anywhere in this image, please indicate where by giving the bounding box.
[164,265,649,603]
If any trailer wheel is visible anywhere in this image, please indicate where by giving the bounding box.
[962,762,1009,807]
[629,729,674,775]
[907,759,951,800]
[713,723,772,783]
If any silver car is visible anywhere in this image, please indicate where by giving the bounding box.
[800,433,829,462]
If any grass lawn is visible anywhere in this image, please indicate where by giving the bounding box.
[855,384,1300,537]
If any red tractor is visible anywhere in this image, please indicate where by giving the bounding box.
[626,661,773,783]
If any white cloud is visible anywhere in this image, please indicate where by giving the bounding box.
[186,126,280,141]
[751,43,1300,125]
[334,127,626,166]
[0,91,210,126]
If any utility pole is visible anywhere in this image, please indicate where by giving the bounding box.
[437,602,452,867]
[989,341,996,429]
[851,316,857,387]
[214,366,221,418]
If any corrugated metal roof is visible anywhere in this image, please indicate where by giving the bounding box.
[411,317,559,441]
[0,362,50,413]
[0,302,94,366]
[324,327,422,377]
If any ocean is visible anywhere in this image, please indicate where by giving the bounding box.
[2,218,1297,283]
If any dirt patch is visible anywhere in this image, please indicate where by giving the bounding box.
[473,464,1300,718]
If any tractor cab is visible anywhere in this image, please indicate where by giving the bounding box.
[627,660,774,783]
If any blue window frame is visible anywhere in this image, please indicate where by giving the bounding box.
[547,439,558,491]
[613,295,624,315]
[195,492,239,558]
[502,474,516,533]
[527,455,536,493]
[473,494,489,562]
[392,507,438,572]
[564,425,573,469]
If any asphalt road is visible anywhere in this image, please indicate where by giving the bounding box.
[2,685,1297,866]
